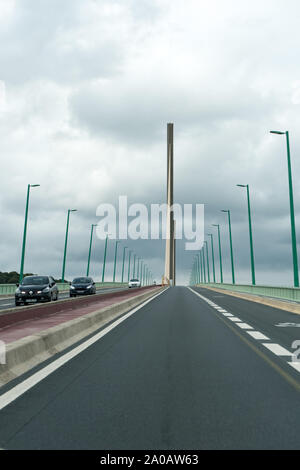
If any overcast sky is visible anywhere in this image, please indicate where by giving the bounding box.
[1,0,300,286]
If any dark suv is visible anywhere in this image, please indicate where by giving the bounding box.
[15,276,59,306]
[70,277,96,297]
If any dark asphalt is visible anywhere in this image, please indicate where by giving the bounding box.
[0,286,299,450]
[194,286,300,354]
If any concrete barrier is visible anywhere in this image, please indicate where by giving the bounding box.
[197,285,300,315]
[195,282,300,302]
[0,287,165,387]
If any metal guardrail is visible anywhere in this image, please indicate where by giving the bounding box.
[0,282,128,296]
[0,285,17,295]
[196,283,300,302]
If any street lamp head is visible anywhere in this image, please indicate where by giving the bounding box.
[221,210,229,213]
[212,224,219,227]
[237,184,246,188]
[69,209,77,212]
[30,184,40,188]
[270,131,285,135]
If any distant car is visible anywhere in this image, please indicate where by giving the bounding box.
[70,277,96,297]
[15,275,58,306]
[128,278,141,288]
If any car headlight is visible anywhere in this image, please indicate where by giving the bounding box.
[70,285,75,289]
[43,287,50,293]
[87,285,92,289]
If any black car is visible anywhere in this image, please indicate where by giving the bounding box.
[70,277,96,297]
[15,275,59,306]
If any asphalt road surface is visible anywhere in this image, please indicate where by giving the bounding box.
[0,286,128,312]
[0,286,299,449]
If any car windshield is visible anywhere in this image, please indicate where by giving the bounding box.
[21,276,49,286]
[73,278,91,284]
[130,279,139,282]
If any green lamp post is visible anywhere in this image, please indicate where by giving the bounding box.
[101,235,109,283]
[62,209,77,283]
[212,224,223,283]
[86,224,97,277]
[237,184,256,285]
[221,210,235,284]
[204,241,210,283]
[202,248,206,283]
[19,184,40,283]
[121,246,128,283]
[128,251,133,282]
[270,130,299,287]
[113,241,120,283]
[207,233,216,283]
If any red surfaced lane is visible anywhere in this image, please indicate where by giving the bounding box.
[0,286,161,344]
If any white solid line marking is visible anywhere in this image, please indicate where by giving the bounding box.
[288,362,300,373]
[188,289,210,303]
[217,309,228,313]
[262,343,293,356]
[228,317,242,322]
[0,288,167,411]
[247,331,270,340]
[236,323,254,330]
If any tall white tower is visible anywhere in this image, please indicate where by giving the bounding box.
[163,123,176,286]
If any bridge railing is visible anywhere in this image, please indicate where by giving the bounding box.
[0,282,128,296]
[196,283,300,302]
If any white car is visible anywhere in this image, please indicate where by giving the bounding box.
[128,278,141,288]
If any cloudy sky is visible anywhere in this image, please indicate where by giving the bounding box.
[1,0,300,286]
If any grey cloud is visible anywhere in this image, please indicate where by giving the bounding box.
[0,0,125,84]
[2,0,300,286]
[70,78,276,145]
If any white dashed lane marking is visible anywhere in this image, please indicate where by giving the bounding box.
[262,343,293,356]
[247,331,270,340]
[236,323,254,330]
[288,362,300,372]
[188,287,298,375]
